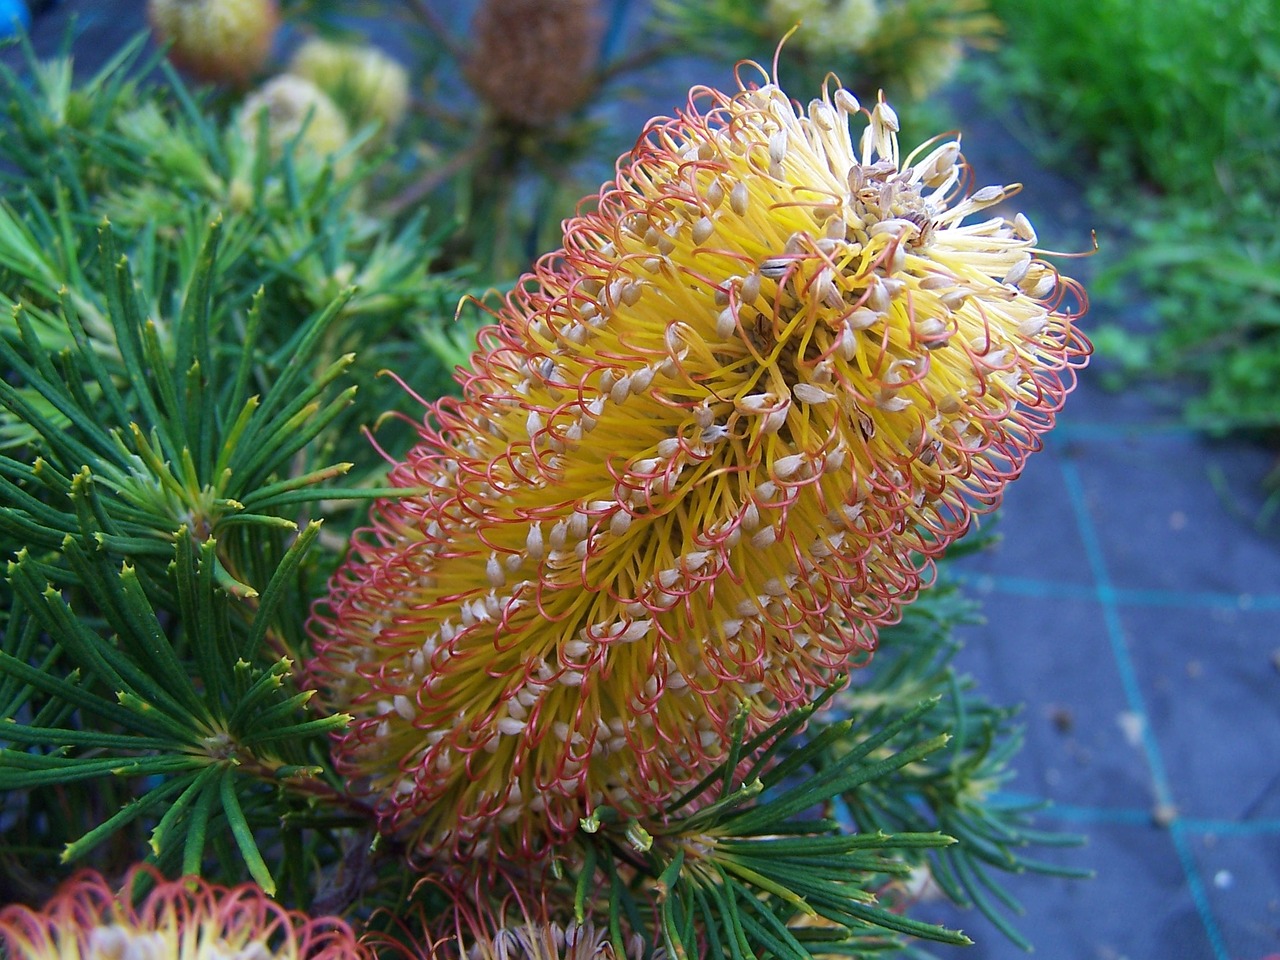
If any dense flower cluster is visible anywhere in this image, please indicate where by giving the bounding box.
[307,66,1089,859]
[0,867,371,960]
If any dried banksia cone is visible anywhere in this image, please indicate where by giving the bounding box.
[236,75,351,163]
[465,0,603,127]
[307,67,1089,860]
[148,0,280,87]
[0,866,372,960]
[290,38,411,135]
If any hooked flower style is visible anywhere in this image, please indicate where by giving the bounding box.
[0,866,371,960]
[307,64,1089,860]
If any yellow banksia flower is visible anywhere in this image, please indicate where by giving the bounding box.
[465,0,603,127]
[0,866,372,960]
[307,66,1089,861]
[289,38,411,135]
[429,892,641,960]
[148,0,280,87]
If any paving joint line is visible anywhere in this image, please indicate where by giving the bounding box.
[1056,421,1197,441]
[1059,456,1231,960]
[996,794,1280,835]
[951,571,1280,611]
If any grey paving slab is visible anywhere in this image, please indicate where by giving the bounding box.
[920,819,1217,960]
[1122,602,1280,822]
[959,450,1096,588]
[1069,432,1280,597]
[951,589,1158,813]
[0,0,147,68]
[1190,830,1280,959]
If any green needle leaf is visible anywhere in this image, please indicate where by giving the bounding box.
[61,774,191,864]
[219,767,275,895]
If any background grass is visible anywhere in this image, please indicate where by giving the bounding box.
[975,0,1280,442]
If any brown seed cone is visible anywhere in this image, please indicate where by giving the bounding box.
[464,0,604,128]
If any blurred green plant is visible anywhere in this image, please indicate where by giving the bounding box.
[974,0,1280,447]
[1093,191,1280,438]
[978,0,1278,201]
[652,0,1000,108]
[0,36,470,456]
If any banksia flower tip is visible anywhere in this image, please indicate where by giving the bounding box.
[307,66,1089,861]
[0,866,372,960]
[424,874,651,960]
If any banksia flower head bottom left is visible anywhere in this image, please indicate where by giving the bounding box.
[0,867,370,959]
[308,64,1089,859]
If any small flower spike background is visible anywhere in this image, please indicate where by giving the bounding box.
[0,3,1098,957]
[0,867,371,960]
[308,61,1089,859]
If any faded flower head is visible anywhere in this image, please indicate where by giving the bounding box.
[0,866,371,960]
[148,0,280,87]
[465,0,603,127]
[860,0,1002,100]
[423,876,649,960]
[236,75,351,164]
[307,66,1088,860]
[765,0,883,56]
[896,35,966,100]
[289,38,411,135]
[459,921,636,960]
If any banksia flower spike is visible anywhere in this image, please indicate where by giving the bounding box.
[446,919,637,960]
[0,866,372,960]
[307,65,1089,860]
[148,0,280,87]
